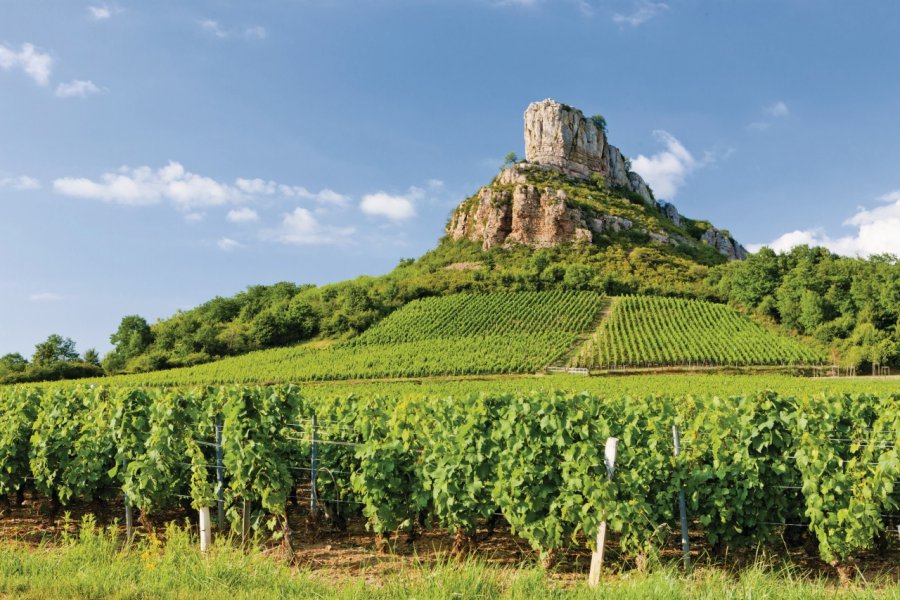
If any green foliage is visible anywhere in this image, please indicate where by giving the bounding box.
[503,151,518,166]
[591,114,607,133]
[573,295,823,368]
[1,382,899,571]
[32,334,79,366]
[105,315,154,372]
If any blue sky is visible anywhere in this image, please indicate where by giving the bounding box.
[2,0,899,356]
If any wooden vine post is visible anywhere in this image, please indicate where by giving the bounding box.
[672,425,691,571]
[588,437,619,587]
[310,413,319,517]
[215,414,225,531]
[123,459,134,544]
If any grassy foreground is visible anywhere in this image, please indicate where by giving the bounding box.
[0,522,897,600]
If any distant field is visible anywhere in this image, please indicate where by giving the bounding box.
[572,295,824,369]
[93,291,606,385]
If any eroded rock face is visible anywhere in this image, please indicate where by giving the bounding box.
[657,201,681,227]
[702,227,749,261]
[448,184,592,250]
[524,99,606,178]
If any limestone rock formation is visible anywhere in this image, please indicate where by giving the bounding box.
[447,182,593,250]
[701,227,749,261]
[447,99,750,261]
[524,100,606,178]
[524,99,654,204]
[657,201,681,227]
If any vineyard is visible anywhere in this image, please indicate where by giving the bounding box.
[88,291,605,386]
[0,383,897,580]
[571,295,825,369]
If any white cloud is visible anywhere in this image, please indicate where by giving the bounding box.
[200,19,228,38]
[612,1,668,28]
[55,79,103,98]
[243,26,268,40]
[217,237,241,251]
[29,292,62,302]
[765,101,789,117]
[263,208,355,245]
[87,5,115,20]
[54,161,243,208]
[200,20,267,40]
[749,191,900,257]
[226,207,259,223]
[630,130,706,199]
[54,163,351,216]
[0,175,41,190]
[748,101,790,132]
[235,178,349,206]
[361,192,417,221]
[0,43,53,86]
[184,212,205,223]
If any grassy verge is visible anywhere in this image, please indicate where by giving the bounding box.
[0,520,896,599]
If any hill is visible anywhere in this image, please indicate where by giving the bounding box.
[91,290,606,385]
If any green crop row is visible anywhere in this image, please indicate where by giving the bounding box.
[348,290,605,346]
[0,385,896,574]
[573,296,824,368]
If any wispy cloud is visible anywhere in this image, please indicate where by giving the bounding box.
[0,175,41,190]
[0,43,53,86]
[217,237,242,251]
[226,207,259,223]
[199,19,268,40]
[748,100,789,132]
[55,79,103,98]
[765,101,789,117]
[87,4,121,20]
[612,1,668,28]
[53,162,348,212]
[630,131,709,199]
[235,178,348,206]
[748,190,900,257]
[29,292,62,302]
[262,208,355,246]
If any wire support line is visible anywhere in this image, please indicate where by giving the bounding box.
[285,436,362,448]
[192,440,221,448]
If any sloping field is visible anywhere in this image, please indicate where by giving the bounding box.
[95,291,606,385]
[571,295,824,369]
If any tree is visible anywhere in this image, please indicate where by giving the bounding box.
[0,353,28,374]
[104,315,153,372]
[83,348,101,367]
[591,114,607,133]
[32,335,79,366]
[503,152,518,166]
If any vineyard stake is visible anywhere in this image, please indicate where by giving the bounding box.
[672,425,691,571]
[588,437,619,587]
[199,506,212,552]
[310,413,319,517]
[215,415,225,531]
[241,500,251,547]
[123,459,134,544]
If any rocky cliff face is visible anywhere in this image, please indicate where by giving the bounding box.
[448,99,750,261]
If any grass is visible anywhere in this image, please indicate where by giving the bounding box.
[0,519,897,599]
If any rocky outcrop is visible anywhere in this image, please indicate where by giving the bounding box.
[448,183,593,250]
[524,100,606,178]
[524,99,654,204]
[702,227,749,261]
[447,99,751,260]
[657,201,681,227]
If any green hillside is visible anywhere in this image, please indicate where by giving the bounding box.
[91,291,605,385]
[571,295,825,369]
